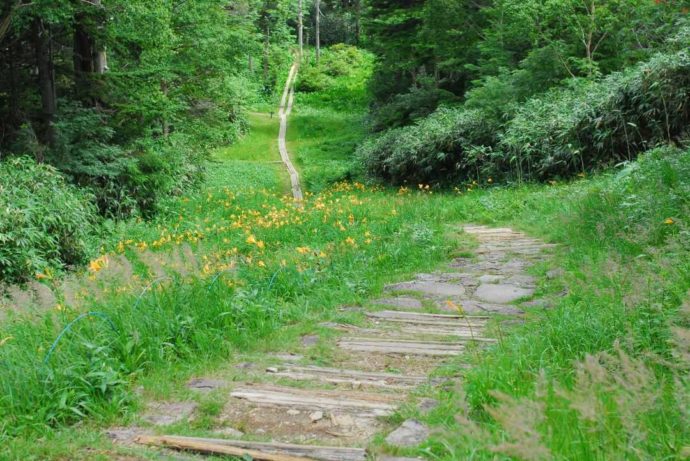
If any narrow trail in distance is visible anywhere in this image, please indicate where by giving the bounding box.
[278,61,303,202]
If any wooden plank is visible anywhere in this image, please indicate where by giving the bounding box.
[138,435,367,461]
[367,310,488,327]
[338,337,465,356]
[136,435,314,461]
[395,325,494,341]
[266,365,433,389]
[230,384,400,417]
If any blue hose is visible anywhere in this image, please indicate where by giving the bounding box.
[44,311,118,364]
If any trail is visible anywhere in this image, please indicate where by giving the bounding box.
[112,225,556,460]
[278,61,303,202]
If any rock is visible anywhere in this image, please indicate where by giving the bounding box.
[142,401,197,426]
[521,299,550,309]
[213,426,244,438]
[385,281,465,297]
[478,274,503,283]
[309,410,324,422]
[385,419,430,447]
[474,283,534,304]
[373,297,424,310]
[266,366,279,373]
[271,353,304,361]
[504,274,537,287]
[301,335,319,346]
[287,409,301,416]
[105,427,149,444]
[418,398,438,414]
[187,378,226,392]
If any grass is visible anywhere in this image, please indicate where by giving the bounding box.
[1,45,689,460]
[288,46,374,191]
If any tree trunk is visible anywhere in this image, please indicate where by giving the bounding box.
[315,0,320,64]
[354,0,361,45]
[298,0,303,58]
[33,17,56,150]
[263,24,270,85]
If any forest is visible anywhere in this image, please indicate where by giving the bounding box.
[0,0,689,460]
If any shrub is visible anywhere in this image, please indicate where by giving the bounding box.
[501,50,690,179]
[357,107,499,185]
[359,48,690,185]
[0,157,98,282]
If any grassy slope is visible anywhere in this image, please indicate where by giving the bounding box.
[288,50,373,191]
[1,47,689,460]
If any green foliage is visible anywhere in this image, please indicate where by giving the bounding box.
[502,49,690,179]
[436,145,690,460]
[0,158,97,282]
[358,47,690,185]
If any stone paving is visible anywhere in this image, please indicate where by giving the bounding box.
[109,225,555,460]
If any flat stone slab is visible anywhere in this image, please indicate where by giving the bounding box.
[385,419,430,447]
[474,283,534,304]
[142,401,197,426]
[301,334,320,346]
[385,281,465,297]
[372,297,424,310]
[187,378,227,392]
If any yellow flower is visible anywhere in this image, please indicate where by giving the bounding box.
[88,255,109,273]
[445,300,464,315]
[318,251,328,258]
[296,246,310,254]
[345,237,356,246]
[256,240,265,250]
[246,234,257,245]
[664,218,675,225]
[257,260,266,268]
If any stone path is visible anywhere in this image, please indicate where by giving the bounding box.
[109,225,554,460]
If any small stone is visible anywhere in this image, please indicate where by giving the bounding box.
[266,367,279,373]
[213,426,244,438]
[301,334,319,346]
[385,419,430,447]
[385,281,465,297]
[309,410,324,422]
[143,402,197,426]
[373,297,424,310]
[478,274,503,283]
[187,378,226,392]
[418,398,438,414]
[272,353,304,361]
[105,427,149,444]
[287,409,301,416]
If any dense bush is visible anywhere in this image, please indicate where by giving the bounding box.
[297,45,367,93]
[502,50,690,179]
[357,107,499,184]
[0,158,98,282]
[359,48,690,185]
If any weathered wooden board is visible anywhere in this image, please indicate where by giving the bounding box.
[230,384,401,417]
[137,435,313,461]
[266,365,433,389]
[338,337,465,356]
[366,310,488,327]
[138,435,367,461]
